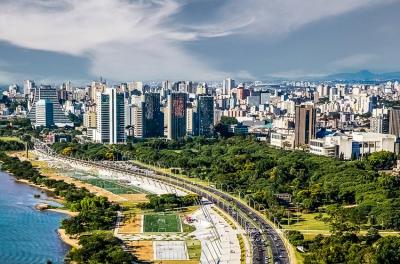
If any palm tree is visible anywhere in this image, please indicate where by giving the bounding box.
[21,134,31,158]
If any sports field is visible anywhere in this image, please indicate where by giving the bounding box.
[84,178,142,194]
[143,214,182,233]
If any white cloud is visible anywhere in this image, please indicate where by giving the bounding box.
[0,0,395,81]
[192,0,395,37]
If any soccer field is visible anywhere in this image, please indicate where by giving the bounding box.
[143,214,182,233]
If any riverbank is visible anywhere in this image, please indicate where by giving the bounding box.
[58,229,80,248]
[9,150,126,203]
[0,171,70,264]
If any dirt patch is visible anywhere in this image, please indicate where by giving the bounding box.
[58,229,80,248]
[126,240,153,262]
[120,193,149,203]
[119,214,142,234]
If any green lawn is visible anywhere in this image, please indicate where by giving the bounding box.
[0,136,23,143]
[186,240,201,260]
[143,214,181,233]
[84,178,143,194]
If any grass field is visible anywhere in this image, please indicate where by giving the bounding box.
[0,136,23,143]
[84,178,142,194]
[186,240,201,260]
[143,214,182,233]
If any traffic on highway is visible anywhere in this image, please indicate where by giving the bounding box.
[34,141,290,264]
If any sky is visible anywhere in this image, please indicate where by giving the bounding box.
[0,0,399,84]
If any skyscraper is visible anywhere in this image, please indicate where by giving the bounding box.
[35,99,53,128]
[96,93,110,143]
[222,78,235,95]
[23,80,35,96]
[143,93,164,138]
[389,106,400,137]
[96,88,126,144]
[109,88,126,144]
[197,96,214,137]
[294,105,316,148]
[28,85,72,127]
[167,93,187,140]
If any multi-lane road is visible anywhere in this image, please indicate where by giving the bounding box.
[34,141,290,264]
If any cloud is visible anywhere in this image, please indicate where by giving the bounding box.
[0,0,226,81]
[0,0,395,81]
[191,0,395,37]
[330,54,379,70]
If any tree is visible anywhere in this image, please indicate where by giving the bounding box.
[21,134,31,158]
[367,151,397,170]
[373,236,400,264]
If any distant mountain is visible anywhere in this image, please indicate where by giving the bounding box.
[323,70,400,81]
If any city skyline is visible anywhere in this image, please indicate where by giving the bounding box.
[0,0,400,84]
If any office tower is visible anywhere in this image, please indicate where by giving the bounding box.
[294,105,316,148]
[23,80,35,96]
[222,78,235,95]
[133,103,144,138]
[389,106,400,137]
[35,99,53,128]
[109,88,126,144]
[143,93,164,138]
[96,88,126,144]
[167,93,187,140]
[197,96,214,137]
[125,104,135,127]
[96,93,110,143]
[28,85,72,127]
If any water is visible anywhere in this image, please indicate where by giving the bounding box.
[0,171,70,264]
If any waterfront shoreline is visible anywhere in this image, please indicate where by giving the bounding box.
[58,229,80,248]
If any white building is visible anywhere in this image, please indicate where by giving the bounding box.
[95,88,126,144]
[352,132,396,157]
[309,132,396,159]
[270,132,295,149]
[35,99,53,128]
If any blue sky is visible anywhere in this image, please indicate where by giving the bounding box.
[0,0,399,84]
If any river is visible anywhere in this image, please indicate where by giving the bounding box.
[0,171,70,264]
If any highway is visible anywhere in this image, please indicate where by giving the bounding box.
[34,141,290,264]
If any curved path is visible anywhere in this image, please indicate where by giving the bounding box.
[34,141,291,264]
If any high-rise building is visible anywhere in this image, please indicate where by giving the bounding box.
[96,88,126,144]
[143,93,164,138]
[197,96,214,137]
[167,93,187,140]
[108,88,126,144]
[96,93,110,143]
[83,111,97,128]
[90,81,106,101]
[371,116,389,134]
[389,106,400,137]
[133,103,144,138]
[28,85,72,127]
[222,78,235,95]
[35,99,53,128]
[294,105,316,148]
[186,107,195,136]
[23,80,35,96]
